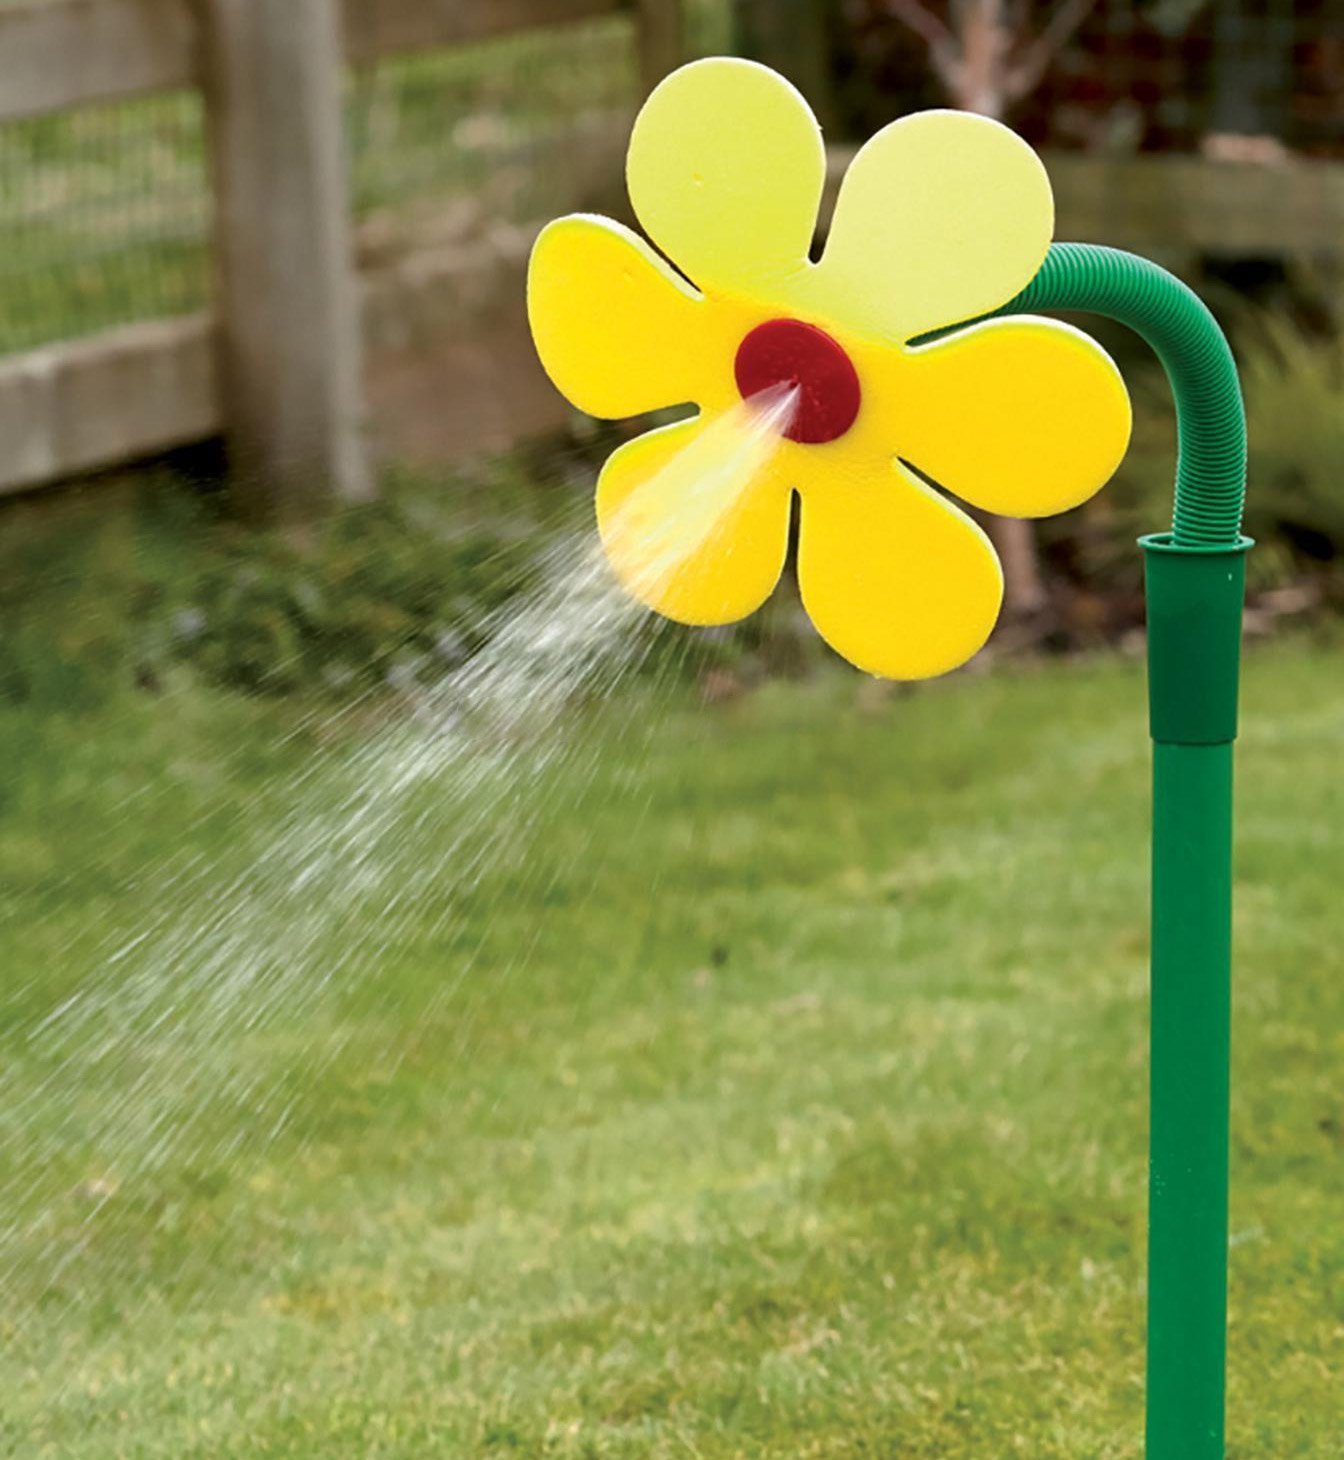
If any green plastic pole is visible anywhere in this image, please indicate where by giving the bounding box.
[1142,539,1247,1459]
[994,245,1251,1458]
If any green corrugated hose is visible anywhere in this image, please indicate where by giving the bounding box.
[998,242,1247,547]
[996,243,1251,1460]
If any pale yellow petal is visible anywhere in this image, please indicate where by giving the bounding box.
[797,110,1053,344]
[627,57,825,299]
[796,456,1003,680]
[527,214,709,418]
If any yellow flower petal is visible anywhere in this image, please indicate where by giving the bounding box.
[597,415,793,626]
[627,57,825,299]
[798,110,1052,344]
[796,457,1003,680]
[894,317,1132,517]
[527,214,710,418]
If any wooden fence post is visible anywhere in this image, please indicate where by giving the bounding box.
[636,0,686,95]
[201,0,370,520]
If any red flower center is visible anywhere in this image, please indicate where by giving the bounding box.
[733,318,862,444]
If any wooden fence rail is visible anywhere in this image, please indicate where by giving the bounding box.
[0,0,1341,504]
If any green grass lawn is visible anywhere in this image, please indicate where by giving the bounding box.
[2,643,1341,1457]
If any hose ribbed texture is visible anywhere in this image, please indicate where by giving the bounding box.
[997,243,1246,548]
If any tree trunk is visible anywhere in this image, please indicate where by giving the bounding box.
[947,0,1050,622]
[987,515,1049,618]
[732,0,839,133]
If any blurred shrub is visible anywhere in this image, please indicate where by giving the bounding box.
[0,458,569,711]
[183,467,557,697]
[1238,315,1344,593]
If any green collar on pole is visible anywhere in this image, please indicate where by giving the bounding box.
[1142,537,1249,746]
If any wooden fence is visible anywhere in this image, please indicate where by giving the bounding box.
[2,0,1342,508]
[0,0,679,511]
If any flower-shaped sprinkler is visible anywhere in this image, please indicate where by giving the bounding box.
[529,58,1249,1460]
